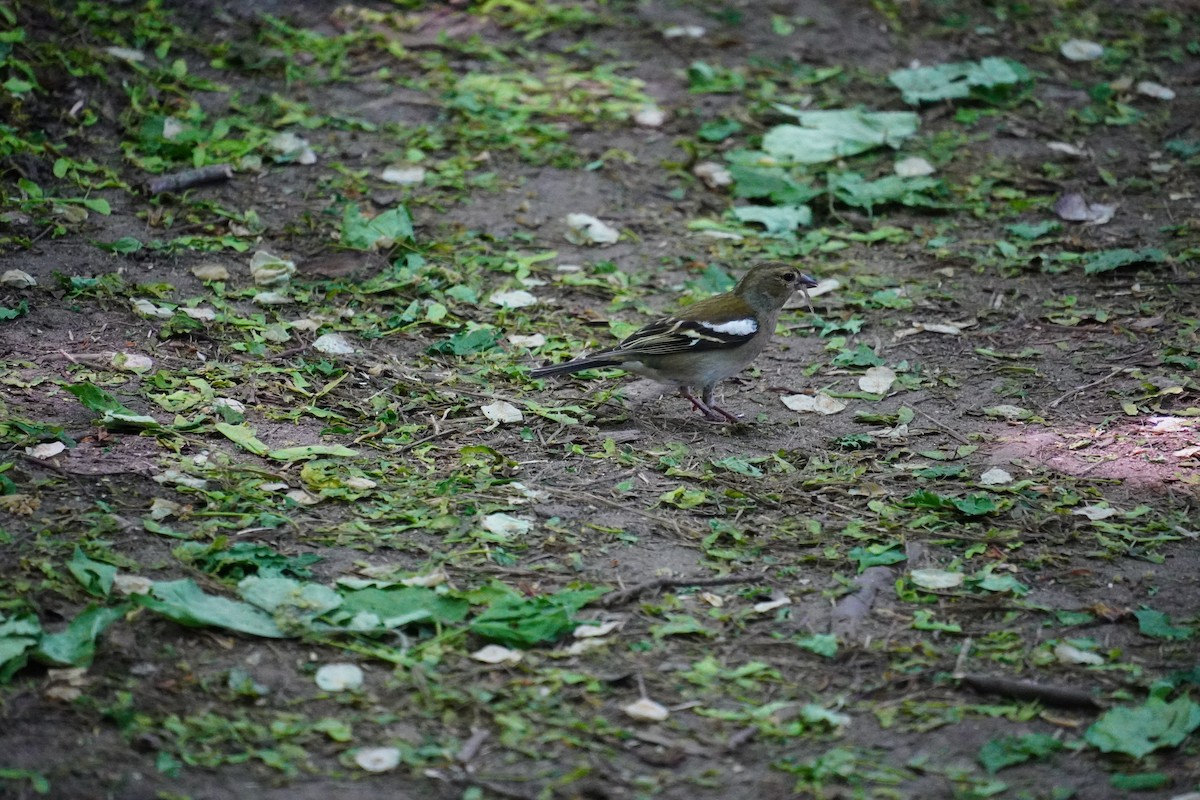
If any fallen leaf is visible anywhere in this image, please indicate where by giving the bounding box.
[1073,505,1117,521]
[894,156,935,177]
[315,663,364,691]
[26,442,66,459]
[482,400,524,424]
[312,333,355,355]
[1060,39,1104,61]
[1,269,36,288]
[471,644,523,664]
[979,468,1013,486]
[782,393,846,415]
[489,289,538,308]
[1054,193,1115,225]
[481,513,531,537]
[910,569,964,589]
[1136,81,1175,101]
[622,697,669,722]
[380,165,426,185]
[354,747,401,772]
[564,213,620,245]
[859,366,896,394]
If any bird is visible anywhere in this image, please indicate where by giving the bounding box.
[530,262,819,423]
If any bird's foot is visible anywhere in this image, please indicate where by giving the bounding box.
[680,388,743,424]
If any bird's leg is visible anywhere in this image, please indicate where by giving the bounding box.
[679,386,738,423]
[701,384,743,423]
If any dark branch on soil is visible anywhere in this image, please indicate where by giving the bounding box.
[599,574,763,607]
[145,164,234,194]
[958,673,1102,710]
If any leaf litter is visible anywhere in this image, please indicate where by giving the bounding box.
[0,2,1197,799]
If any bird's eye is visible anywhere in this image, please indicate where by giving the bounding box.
[782,271,797,283]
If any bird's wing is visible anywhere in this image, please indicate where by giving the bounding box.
[615,313,759,356]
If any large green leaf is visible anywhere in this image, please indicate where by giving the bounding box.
[135,579,288,638]
[1085,696,1200,758]
[34,605,127,667]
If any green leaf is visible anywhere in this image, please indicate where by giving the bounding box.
[761,109,920,165]
[134,579,288,638]
[848,543,907,572]
[828,172,942,212]
[697,118,742,142]
[978,733,1063,774]
[650,613,715,639]
[1134,607,1194,641]
[63,383,159,428]
[1006,221,1060,240]
[268,444,358,462]
[732,204,812,235]
[728,163,822,205]
[238,577,343,624]
[1081,248,1166,275]
[1110,773,1170,791]
[336,586,469,629]
[341,204,413,250]
[889,57,1030,105]
[214,422,269,456]
[469,586,605,648]
[34,604,127,667]
[952,493,998,516]
[96,236,143,254]
[67,547,116,597]
[0,301,29,321]
[0,614,42,683]
[1085,696,1200,758]
[427,327,499,356]
[795,633,838,658]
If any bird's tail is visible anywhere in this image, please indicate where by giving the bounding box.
[530,355,622,378]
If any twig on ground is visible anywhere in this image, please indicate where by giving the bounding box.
[1049,367,1126,409]
[912,406,970,445]
[957,673,1102,709]
[146,164,233,194]
[600,574,762,608]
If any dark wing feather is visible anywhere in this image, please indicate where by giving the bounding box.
[614,315,758,356]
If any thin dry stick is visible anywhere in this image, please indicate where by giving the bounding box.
[1049,367,1126,409]
[958,673,1102,710]
[146,164,233,194]
[912,406,970,445]
[600,574,761,607]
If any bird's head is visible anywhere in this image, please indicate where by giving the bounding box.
[736,262,819,311]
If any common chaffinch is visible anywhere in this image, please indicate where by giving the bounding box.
[531,262,818,422]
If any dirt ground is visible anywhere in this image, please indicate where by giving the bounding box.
[1,1,1198,798]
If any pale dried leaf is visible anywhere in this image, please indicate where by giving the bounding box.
[191,262,230,281]
[859,366,896,394]
[781,393,847,415]
[564,213,620,245]
[1054,643,1104,665]
[979,467,1013,486]
[622,697,670,722]
[315,663,364,691]
[471,644,523,664]
[312,333,355,355]
[574,620,621,639]
[489,289,538,308]
[1060,39,1104,61]
[481,513,531,536]
[1,269,36,288]
[482,400,524,424]
[27,442,66,459]
[910,569,964,590]
[894,156,935,177]
[1073,504,1117,521]
[354,747,401,773]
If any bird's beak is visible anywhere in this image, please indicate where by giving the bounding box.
[799,273,819,288]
